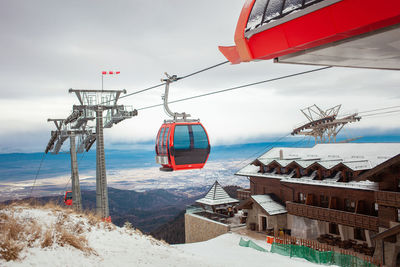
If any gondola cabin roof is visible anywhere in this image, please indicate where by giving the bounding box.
[219,0,400,69]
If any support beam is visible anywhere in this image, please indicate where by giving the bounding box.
[96,107,109,218]
[70,132,82,212]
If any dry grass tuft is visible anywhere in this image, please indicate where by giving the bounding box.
[123,221,133,230]
[27,221,42,247]
[85,212,100,227]
[0,202,98,261]
[73,222,84,235]
[135,228,143,236]
[0,239,23,261]
[41,230,53,248]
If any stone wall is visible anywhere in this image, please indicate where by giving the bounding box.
[185,213,230,243]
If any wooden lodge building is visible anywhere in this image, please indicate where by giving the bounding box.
[236,143,400,266]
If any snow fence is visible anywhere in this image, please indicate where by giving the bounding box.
[239,238,267,252]
[270,243,378,267]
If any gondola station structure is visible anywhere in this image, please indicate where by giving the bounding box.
[219,0,400,70]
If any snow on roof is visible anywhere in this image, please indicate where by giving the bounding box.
[236,143,400,190]
[257,143,400,169]
[280,176,378,190]
[196,181,239,206]
[251,195,287,215]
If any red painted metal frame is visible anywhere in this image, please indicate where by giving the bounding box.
[64,191,72,206]
[156,122,210,171]
[219,0,400,64]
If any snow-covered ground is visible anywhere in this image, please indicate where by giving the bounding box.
[1,205,318,267]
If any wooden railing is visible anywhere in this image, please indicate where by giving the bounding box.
[286,202,379,231]
[375,190,400,208]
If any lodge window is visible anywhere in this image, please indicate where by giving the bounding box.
[344,199,355,212]
[299,192,306,204]
[320,195,329,208]
[329,223,339,235]
[354,228,366,241]
[280,167,286,174]
[371,202,378,216]
[398,209,400,222]
[300,168,306,176]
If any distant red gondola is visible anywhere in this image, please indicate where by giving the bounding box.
[155,73,210,171]
[64,191,73,206]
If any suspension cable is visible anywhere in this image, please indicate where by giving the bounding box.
[362,109,400,117]
[119,60,229,99]
[358,105,400,114]
[235,133,292,169]
[29,153,47,197]
[137,66,332,111]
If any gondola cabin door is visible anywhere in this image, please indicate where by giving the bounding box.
[156,122,210,171]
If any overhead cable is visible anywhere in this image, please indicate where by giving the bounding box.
[119,60,229,99]
[137,66,332,110]
[30,153,46,197]
[362,109,400,117]
[358,105,400,114]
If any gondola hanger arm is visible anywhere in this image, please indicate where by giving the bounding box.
[161,72,191,122]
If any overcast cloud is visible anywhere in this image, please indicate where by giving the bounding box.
[0,0,399,153]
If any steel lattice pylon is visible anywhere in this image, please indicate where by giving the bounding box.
[291,104,361,143]
[69,89,137,219]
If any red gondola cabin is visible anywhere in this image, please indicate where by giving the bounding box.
[155,122,210,171]
[64,191,73,206]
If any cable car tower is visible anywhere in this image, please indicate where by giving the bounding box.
[68,88,137,219]
[291,104,361,143]
[45,116,89,211]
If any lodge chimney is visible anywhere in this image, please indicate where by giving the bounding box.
[279,149,283,160]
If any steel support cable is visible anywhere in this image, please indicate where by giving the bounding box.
[358,105,400,114]
[137,66,332,111]
[362,109,400,117]
[29,153,47,197]
[119,60,229,100]
[235,133,292,169]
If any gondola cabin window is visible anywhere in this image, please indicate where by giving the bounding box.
[174,126,190,150]
[283,0,303,14]
[246,0,268,31]
[246,0,328,31]
[192,125,208,149]
[264,0,285,23]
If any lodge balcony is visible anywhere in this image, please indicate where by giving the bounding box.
[375,190,400,208]
[286,201,379,231]
[237,189,251,200]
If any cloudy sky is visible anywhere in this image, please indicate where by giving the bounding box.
[1,0,399,153]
